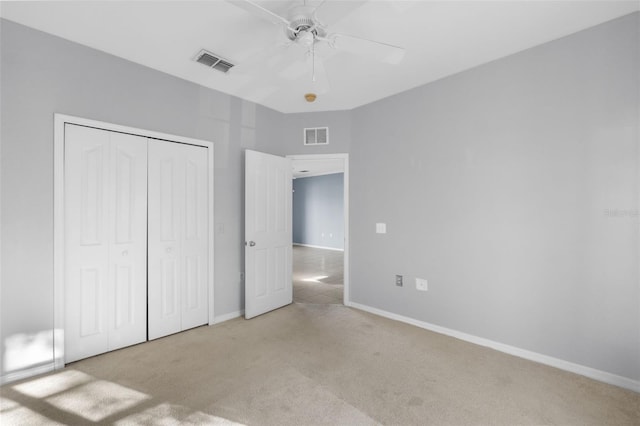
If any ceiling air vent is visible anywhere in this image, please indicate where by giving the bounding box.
[304,127,329,146]
[194,49,234,73]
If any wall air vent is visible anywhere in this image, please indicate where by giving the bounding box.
[304,127,329,146]
[194,49,234,73]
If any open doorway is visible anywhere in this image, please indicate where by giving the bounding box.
[288,154,349,305]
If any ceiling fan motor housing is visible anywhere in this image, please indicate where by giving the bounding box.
[285,5,326,41]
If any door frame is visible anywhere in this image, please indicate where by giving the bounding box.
[287,153,350,305]
[53,113,215,368]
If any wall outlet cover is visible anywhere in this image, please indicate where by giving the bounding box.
[416,278,428,291]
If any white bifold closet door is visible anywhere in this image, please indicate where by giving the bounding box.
[148,140,209,340]
[64,124,148,363]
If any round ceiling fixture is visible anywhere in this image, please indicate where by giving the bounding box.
[304,93,317,102]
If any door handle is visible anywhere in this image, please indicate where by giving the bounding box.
[247,241,256,247]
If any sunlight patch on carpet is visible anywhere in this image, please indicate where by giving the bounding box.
[302,275,329,283]
[13,370,92,398]
[46,380,150,422]
[114,402,246,425]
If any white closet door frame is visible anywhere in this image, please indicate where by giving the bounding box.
[53,114,215,369]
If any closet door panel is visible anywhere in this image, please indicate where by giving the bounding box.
[108,133,148,351]
[148,142,183,339]
[149,141,209,339]
[65,125,110,362]
[65,125,148,362]
[181,145,209,330]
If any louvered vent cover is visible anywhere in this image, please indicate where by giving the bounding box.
[194,49,234,73]
[304,127,329,145]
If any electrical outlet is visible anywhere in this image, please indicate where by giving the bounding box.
[416,278,428,291]
[396,275,403,287]
[215,222,225,234]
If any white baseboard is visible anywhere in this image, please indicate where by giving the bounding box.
[348,302,640,393]
[213,310,244,324]
[293,243,344,252]
[0,362,56,385]
[3,312,245,385]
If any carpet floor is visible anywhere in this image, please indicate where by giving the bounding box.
[1,303,638,425]
[293,245,343,305]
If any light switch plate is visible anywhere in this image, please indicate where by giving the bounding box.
[376,223,386,234]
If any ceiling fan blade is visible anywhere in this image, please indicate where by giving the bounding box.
[279,58,308,81]
[227,0,291,26]
[328,33,405,65]
[277,46,329,94]
[230,41,294,75]
[312,0,368,27]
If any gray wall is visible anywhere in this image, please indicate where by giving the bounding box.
[257,110,352,156]
[2,11,639,385]
[293,173,344,249]
[350,12,640,380]
[0,19,284,378]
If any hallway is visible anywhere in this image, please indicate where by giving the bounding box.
[292,245,343,305]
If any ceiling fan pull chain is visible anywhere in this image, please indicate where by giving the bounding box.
[312,42,317,82]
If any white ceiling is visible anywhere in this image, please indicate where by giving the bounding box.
[1,1,638,113]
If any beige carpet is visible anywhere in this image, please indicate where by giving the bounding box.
[1,304,639,425]
[293,245,344,305]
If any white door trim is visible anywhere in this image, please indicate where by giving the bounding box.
[286,153,350,305]
[53,113,215,368]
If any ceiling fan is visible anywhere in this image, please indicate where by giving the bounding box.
[229,0,405,97]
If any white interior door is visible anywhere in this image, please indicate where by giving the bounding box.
[245,150,292,319]
[148,140,208,339]
[64,124,147,363]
